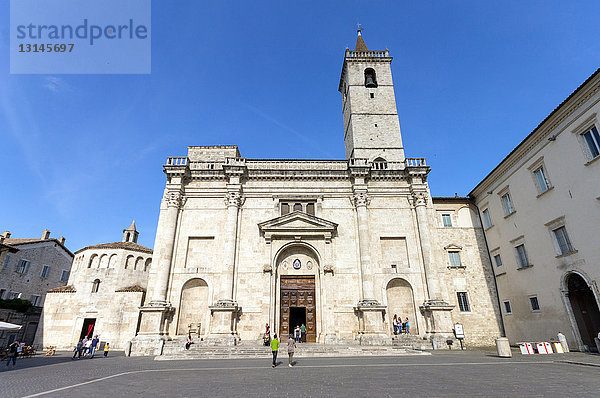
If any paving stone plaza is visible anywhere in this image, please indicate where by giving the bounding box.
[1,349,600,397]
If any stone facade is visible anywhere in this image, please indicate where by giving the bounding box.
[130,34,502,355]
[470,68,600,351]
[38,222,152,350]
[0,230,73,347]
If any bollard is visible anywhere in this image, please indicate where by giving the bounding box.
[557,332,569,353]
[496,337,512,358]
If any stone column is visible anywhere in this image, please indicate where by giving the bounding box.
[150,189,183,304]
[354,191,375,301]
[130,188,181,356]
[412,191,456,347]
[352,188,388,345]
[412,192,440,300]
[219,191,241,299]
[207,187,242,344]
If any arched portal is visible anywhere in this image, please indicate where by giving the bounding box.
[386,278,418,335]
[177,278,209,335]
[275,243,320,342]
[566,273,600,351]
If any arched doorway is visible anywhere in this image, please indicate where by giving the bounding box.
[386,278,418,335]
[177,278,209,335]
[567,273,600,351]
[275,244,319,342]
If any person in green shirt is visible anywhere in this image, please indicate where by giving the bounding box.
[300,324,306,343]
[270,334,279,367]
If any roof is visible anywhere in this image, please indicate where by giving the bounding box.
[432,196,473,202]
[470,68,600,197]
[3,238,73,257]
[115,285,146,293]
[355,31,368,51]
[0,243,19,253]
[47,285,76,293]
[125,220,137,231]
[74,241,152,255]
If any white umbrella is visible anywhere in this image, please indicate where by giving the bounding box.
[0,321,22,331]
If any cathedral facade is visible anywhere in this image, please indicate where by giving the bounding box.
[131,33,502,355]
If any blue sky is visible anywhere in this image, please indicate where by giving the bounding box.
[1,1,599,251]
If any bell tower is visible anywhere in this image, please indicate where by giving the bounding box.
[339,29,405,162]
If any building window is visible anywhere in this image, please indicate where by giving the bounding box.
[30,295,41,306]
[553,226,574,255]
[16,259,30,274]
[457,292,471,312]
[493,254,503,267]
[40,265,51,279]
[0,289,5,299]
[503,300,512,314]
[533,166,551,194]
[7,291,21,299]
[373,157,388,170]
[91,279,101,293]
[515,244,530,269]
[60,270,70,283]
[529,296,540,312]
[448,251,461,267]
[281,201,316,216]
[442,214,452,227]
[582,126,600,159]
[501,193,515,216]
[482,209,492,229]
[3,254,10,269]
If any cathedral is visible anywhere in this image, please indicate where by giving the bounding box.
[38,32,503,355]
[129,32,502,355]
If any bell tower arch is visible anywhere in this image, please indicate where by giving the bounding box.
[339,29,405,162]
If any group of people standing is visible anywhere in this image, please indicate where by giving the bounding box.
[393,315,410,335]
[72,335,107,359]
[293,324,306,343]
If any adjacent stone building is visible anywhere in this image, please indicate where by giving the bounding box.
[470,68,600,351]
[0,230,73,346]
[130,32,503,355]
[38,222,152,350]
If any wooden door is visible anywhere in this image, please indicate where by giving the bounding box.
[280,276,316,342]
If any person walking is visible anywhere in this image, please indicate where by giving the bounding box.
[103,343,110,358]
[90,335,100,358]
[5,341,18,367]
[300,324,306,343]
[404,317,410,334]
[393,314,398,335]
[72,340,83,360]
[270,333,279,367]
[287,334,296,367]
[294,325,301,343]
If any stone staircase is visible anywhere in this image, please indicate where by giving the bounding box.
[157,337,429,360]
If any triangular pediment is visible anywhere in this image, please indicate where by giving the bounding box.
[444,244,463,250]
[258,211,337,241]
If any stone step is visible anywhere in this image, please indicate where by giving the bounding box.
[156,347,427,361]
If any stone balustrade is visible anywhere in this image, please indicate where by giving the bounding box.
[346,49,389,58]
[165,157,187,166]
[165,157,428,173]
[405,158,427,167]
